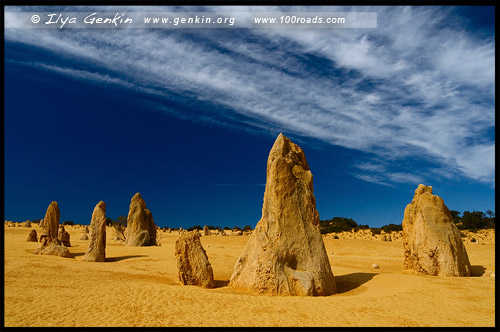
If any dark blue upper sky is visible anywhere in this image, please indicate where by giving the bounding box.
[4,6,495,228]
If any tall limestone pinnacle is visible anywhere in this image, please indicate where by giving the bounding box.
[402,184,472,277]
[125,193,157,246]
[82,201,107,262]
[229,133,337,296]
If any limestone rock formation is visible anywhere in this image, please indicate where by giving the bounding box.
[27,229,38,242]
[402,184,472,277]
[80,233,89,240]
[35,201,70,257]
[58,226,71,247]
[39,218,45,229]
[175,230,215,288]
[39,229,48,243]
[37,241,71,257]
[229,133,336,296]
[125,193,157,246]
[203,225,210,236]
[82,201,107,262]
[21,220,31,227]
[41,202,59,243]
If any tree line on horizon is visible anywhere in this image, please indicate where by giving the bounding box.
[26,209,495,234]
[320,209,495,235]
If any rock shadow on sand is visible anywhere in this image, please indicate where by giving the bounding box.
[335,272,378,294]
[106,255,148,262]
[214,280,230,288]
[471,265,487,277]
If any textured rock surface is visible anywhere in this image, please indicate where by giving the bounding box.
[41,201,60,243]
[175,230,215,288]
[58,226,71,247]
[80,233,89,240]
[125,193,157,246]
[402,184,472,277]
[82,201,107,262]
[36,241,70,257]
[203,225,210,236]
[35,201,69,257]
[27,229,38,242]
[21,220,31,227]
[229,133,336,296]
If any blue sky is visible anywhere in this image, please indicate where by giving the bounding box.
[4,6,495,229]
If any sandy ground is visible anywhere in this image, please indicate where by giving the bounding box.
[4,225,496,327]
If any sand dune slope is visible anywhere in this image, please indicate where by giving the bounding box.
[3,225,495,327]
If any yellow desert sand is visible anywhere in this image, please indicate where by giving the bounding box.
[4,224,495,327]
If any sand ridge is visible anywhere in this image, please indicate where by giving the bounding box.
[3,224,495,327]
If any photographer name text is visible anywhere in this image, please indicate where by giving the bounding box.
[45,13,132,28]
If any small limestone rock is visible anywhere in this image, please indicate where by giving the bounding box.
[27,229,38,242]
[82,201,106,262]
[36,240,70,257]
[175,230,215,288]
[58,226,71,247]
[80,233,89,240]
[372,263,380,269]
[125,193,157,246]
[203,225,210,236]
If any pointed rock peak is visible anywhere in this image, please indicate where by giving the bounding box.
[96,201,106,209]
[131,193,146,208]
[269,133,309,171]
[46,201,60,217]
[415,184,433,197]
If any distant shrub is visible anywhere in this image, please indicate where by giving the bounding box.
[320,217,361,234]
[333,235,339,239]
[233,226,242,231]
[460,231,466,238]
[31,219,41,224]
[187,225,203,231]
[223,226,231,230]
[471,238,477,243]
[381,223,402,233]
[62,221,74,226]
[242,225,252,232]
[370,228,382,235]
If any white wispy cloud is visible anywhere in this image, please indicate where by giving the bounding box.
[4,6,495,186]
